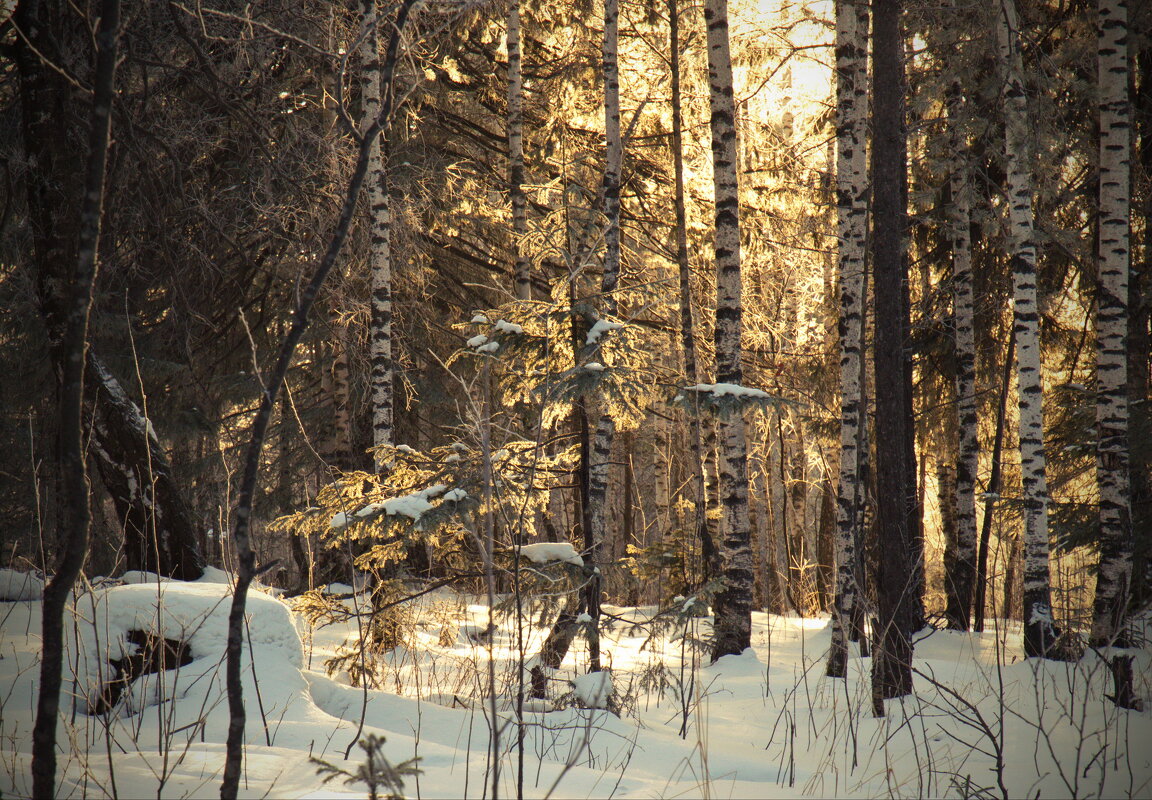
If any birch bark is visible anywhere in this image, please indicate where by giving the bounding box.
[827,0,869,678]
[703,0,754,661]
[508,0,531,301]
[945,82,979,631]
[362,0,395,461]
[1091,0,1135,663]
[997,0,1060,657]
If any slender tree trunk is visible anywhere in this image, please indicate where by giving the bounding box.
[30,1,120,795]
[945,82,979,631]
[828,0,869,678]
[220,4,418,795]
[997,0,1060,658]
[704,0,753,661]
[1092,0,1138,708]
[533,0,624,679]
[508,0,531,301]
[669,0,718,580]
[870,0,915,711]
[363,0,395,463]
[974,327,1014,632]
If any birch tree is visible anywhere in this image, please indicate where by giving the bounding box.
[704,0,754,661]
[997,0,1060,658]
[507,0,531,301]
[582,0,624,673]
[363,0,395,460]
[945,80,979,632]
[1091,0,1139,709]
[827,0,869,679]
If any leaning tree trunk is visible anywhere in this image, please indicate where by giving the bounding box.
[1091,0,1138,709]
[704,0,753,661]
[88,355,206,581]
[870,0,916,712]
[29,0,120,795]
[220,2,419,796]
[945,80,979,631]
[997,0,1060,658]
[827,0,869,679]
[363,0,395,463]
[507,0,531,301]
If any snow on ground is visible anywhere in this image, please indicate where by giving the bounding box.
[1,568,1149,798]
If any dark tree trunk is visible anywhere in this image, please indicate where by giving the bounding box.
[87,355,206,581]
[869,0,916,712]
[25,0,121,794]
[974,324,1014,631]
[220,2,420,795]
[16,0,204,584]
[1132,42,1152,607]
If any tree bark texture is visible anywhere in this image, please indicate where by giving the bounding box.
[29,0,121,795]
[704,0,753,661]
[828,0,869,679]
[507,0,531,301]
[870,0,915,708]
[945,82,979,631]
[997,0,1060,658]
[1132,42,1152,608]
[1091,0,1134,651]
[363,0,395,462]
[88,355,206,581]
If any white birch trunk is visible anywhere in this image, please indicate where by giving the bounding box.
[507,0,530,301]
[946,82,979,631]
[827,0,869,678]
[997,0,1058,657]
[704,0,753,660]
[1091,0,1134,649]
[362,0,394,462]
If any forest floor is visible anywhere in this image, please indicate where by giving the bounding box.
[1,569,1149,798]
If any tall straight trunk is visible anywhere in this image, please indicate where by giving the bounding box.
[1092,0,1133,645]
[507,0,531,301]
[828,0,869,678]
[363,0,395,461]
[583,0,624,674]
[669,0,717,579]
[1092,0,1138,708]
[997,0,1060,657]
[704,0,753,661]
[30,1,120,794]
[974,326,1014,632]
[870,0,916,710]
[535,0,624,681]
[945,82,979,631]
[1132,43,1152,608]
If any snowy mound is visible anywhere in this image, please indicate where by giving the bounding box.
[72,581,304,716]
[0,568,43,601]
